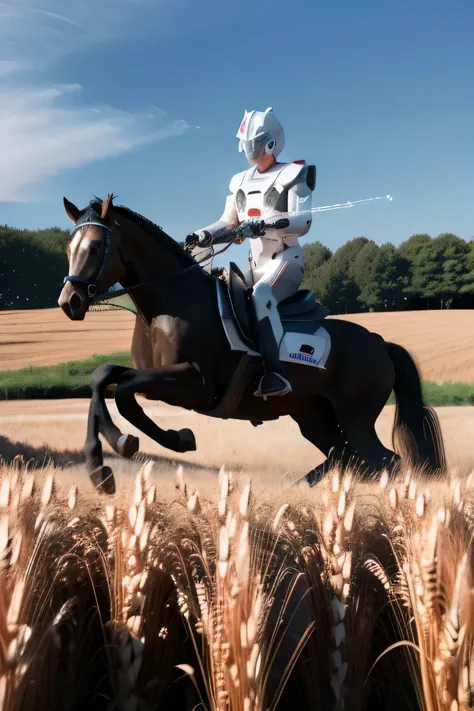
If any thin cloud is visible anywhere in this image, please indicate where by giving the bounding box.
[0,83,191,201]
[0,0,162,66]
[35,9,83,28]
[0,60,26,77]
[0,0,193,202]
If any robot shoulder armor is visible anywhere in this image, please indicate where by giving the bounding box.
[277,161,316,191]
[229,169,250,193]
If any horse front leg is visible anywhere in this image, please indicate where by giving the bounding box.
[114,362,210,454]
[85,364,137,493]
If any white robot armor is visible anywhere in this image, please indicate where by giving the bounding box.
[193,108,316,398]
[196,159,315,274]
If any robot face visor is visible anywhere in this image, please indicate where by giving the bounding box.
[238,131,271,161]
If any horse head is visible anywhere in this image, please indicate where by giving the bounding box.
[58,194,125,320]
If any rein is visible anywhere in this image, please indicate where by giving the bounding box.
[92,241,236,303]
[63,217,237,304]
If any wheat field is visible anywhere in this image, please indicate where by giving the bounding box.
[1,458,474,711]
[1,306,474,709]
[1,307,474,383]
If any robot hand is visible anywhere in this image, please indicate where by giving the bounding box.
[234,220,266,242]
[184,231,212,249]
[184,233,199,249]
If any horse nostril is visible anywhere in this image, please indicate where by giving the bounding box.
[70,292,82,314]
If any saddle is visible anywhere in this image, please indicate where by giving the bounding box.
[223,262,329,348]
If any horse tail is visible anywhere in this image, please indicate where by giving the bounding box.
[386,341,446,475]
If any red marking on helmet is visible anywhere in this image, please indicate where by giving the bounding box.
[248,208,261,217]
[293,159,305,164]
[239,117,247,134]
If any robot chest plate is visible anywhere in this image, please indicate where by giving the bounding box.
[235,170,287,221]
[236,192,272,221]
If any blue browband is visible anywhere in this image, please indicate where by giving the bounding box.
[69,221,112,239]
[63,221,113,297]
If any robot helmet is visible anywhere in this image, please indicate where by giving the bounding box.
[236,107,285,163]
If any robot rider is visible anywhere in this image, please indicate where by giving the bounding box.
[186,107,316,398]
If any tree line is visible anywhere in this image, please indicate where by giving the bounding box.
[302,233,474,313]
[0,225,70,310]
[0,225,473,312]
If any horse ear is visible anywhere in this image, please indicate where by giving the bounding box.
[101,194,113,220]
[63,197,81,223]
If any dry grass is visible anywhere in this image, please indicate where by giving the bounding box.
[1,307,474,382]
[1,400,474,483]
[0,307,133,370]
[330,310,474,383]
[1,457,474,710]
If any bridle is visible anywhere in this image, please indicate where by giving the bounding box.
[62,216,241,304]
[63,219,113,298]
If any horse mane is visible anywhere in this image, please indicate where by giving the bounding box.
[111,203,195,266]
[80,197,195,266]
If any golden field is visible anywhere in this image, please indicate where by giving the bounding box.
[1,458,474,710]
[1,399,474,486]
[1,307,474,709]
[1,307,474,383]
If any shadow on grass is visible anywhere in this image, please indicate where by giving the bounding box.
[0,433,220,476]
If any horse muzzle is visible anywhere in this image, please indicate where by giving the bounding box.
[58,281,89,321]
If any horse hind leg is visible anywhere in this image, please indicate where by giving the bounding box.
[292,398,352,487]
[333,401,401,480]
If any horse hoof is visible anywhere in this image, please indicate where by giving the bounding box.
[116,434,139,459]
[176,428,196,453]
[294,467,325,488]
[294,474,313,488]
[90,466,116,495]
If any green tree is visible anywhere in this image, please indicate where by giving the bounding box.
[315,260,358,314]
[353,242,410,310]
[302,241,333,298]
[0,226,69,310]
[371,244,410,309]
[396,234,433,309]
[333,237,370,272]
[314,238,370,313]
[351,240,379,307]
[408,233,470,308]
[303,241,333,269]
[397,233,432,262]
[459,239,474,296]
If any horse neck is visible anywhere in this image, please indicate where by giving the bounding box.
[114,212,198,318]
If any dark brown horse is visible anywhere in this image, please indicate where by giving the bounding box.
[57,195,446,494]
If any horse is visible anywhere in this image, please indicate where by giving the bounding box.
[57,194,446,494]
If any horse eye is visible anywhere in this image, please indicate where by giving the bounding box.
[90,246,99,256]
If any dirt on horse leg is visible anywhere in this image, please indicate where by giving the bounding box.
[291,398,353,487]
[114,362,210,454]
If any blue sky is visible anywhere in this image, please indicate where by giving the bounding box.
[0,0,473,269]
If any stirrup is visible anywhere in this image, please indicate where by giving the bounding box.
[254,372,292,399]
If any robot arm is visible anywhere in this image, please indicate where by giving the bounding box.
[269,162,316,239]
[195,194,240,245]
[279,178,313,238]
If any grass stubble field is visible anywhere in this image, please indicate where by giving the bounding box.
[1,307,474,381]
[1,307,474,710]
